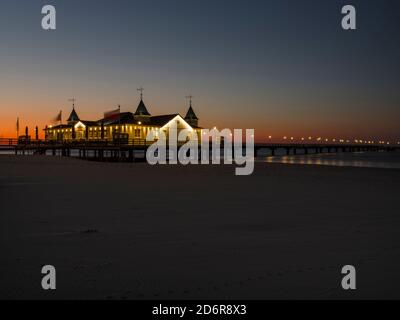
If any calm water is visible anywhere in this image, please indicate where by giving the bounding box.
[2,149,400,169]
[258,151,400,169]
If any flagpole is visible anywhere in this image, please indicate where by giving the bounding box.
[16,117,19,139]
[118,105,121,126]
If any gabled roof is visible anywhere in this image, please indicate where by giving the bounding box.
[134,99,151,116]
[47,124,72,129]
[149,114,179,126]
[185,105,198,120]
[98,112,134,125]
[67,107,80,122]
[80,120,98,126]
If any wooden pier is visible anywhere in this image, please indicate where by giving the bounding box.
[1,138,399,162]
[253,143,400,156]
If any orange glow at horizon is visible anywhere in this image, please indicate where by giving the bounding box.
[1,99,399,143]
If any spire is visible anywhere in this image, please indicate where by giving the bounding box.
[185,95,198,120]
[184,95,199,127]
[134,99,151,116]
[134,87,151,116]
[185,105,198,120]
[67,108,80,123]
[67,98,80,124]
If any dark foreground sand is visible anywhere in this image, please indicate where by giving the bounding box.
[1,155,400,299]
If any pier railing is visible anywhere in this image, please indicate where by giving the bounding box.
[0,138,152,147]
[0,138,18,146]
[2,137,400,159]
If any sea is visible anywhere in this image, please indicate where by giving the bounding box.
[256,150,400,169]
[1,148,400,169]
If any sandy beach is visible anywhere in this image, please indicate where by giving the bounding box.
[1,155,400,299]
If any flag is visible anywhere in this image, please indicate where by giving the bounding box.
[52,110,62,123]
[104,106,120,119]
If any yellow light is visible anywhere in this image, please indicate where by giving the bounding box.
[308,137,312,140]
[283,136,287,140]
[268,135,272,139]
[290,137,294,140]
[138,122,142,125]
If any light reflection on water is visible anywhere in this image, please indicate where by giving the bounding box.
[2,149,400,169]
[260,152,400,169]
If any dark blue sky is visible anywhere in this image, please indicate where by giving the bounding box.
[1,0,399,140]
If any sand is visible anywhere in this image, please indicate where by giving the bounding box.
[1,155,400,299]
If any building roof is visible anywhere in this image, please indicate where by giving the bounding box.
[150,114,202,129]
[80,120,98,126]
[99,112,134,125]
[49,113,201,129]
[149,114,179,126]
[98,113,184,127]
[185,105,198,120]
[47,120,98,129]
[134,99,151,116]
[67,107,80,122]
[47,124,72,130]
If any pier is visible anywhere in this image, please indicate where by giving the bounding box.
[253,143,400,156]
[1,138,399,162]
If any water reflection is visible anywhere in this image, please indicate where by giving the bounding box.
[262,152,400,169]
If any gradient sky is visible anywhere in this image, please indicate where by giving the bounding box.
[0,0,399,141]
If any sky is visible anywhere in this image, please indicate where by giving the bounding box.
[0,0,399,141]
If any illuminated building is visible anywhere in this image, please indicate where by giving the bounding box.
[44,97,202,143]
